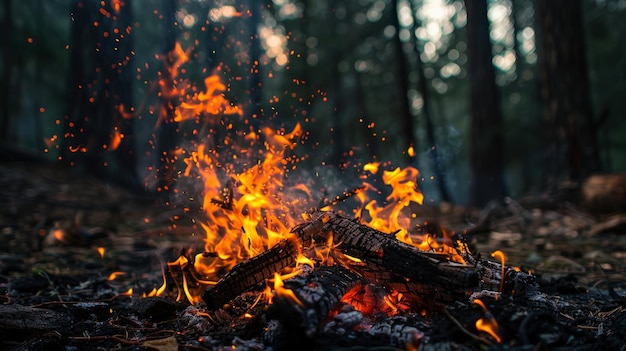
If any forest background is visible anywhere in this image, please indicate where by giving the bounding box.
[1,0,624,207]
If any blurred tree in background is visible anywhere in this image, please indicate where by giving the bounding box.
[1,0,625,207]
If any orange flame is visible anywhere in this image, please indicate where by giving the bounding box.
[149,41,467,304]
[175,75,242,122]
[109,130,123,151]
[473,299,501,343]
[491,250,506,292]
[111,0,122,14]
[108,271,125,281]
[97,247,105,258]
[272,272,303,307]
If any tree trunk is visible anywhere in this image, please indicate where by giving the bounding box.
[246,0,262,122]
[537,0,599,189]
[62,0,137,188]
[112,0,138,188]
[390,0,417,165]
[155,0,180,192]
[1,0,14,143]
[464,0,506,207]
[409,0,451,202]
[63,0,111,174]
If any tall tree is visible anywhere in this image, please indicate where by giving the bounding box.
[408,0,451,202]
[0,0,14,143]
[464,0,506,207]
[245,0,263,122]
[62,0,137,188]
[537,0,600,189]
[390,0,418,166]
[154,0,180,192]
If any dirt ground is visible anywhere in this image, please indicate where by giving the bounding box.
[1,158,626,350]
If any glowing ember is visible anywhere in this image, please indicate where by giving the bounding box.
[97,247,105,259]
[108,130,123,151]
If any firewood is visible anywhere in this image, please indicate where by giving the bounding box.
[473,257,539,299]
[271,265,364,337]
[202,212,328,309]
[202,238,298,309]
[316,212,479,290]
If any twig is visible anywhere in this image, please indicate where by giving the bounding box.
[442,307,492,345]
[318,186,366,209]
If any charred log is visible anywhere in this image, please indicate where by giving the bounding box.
[317,213,479,290]
[271,265,363,338]
[202,238,298,309]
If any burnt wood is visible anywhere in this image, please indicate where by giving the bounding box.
[317,212,479,290]
[272,265,363,337]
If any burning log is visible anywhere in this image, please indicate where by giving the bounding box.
[271,265,364,338]
[202,212,327,309]
[317,212,479,290]
[202,238,298,309]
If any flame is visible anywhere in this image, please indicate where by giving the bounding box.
[272,272,303,307]
[148,41,468,304]
[491,250,506,292]
[473,299,501,343]
[407,145,415,157]
[110,0,122,14]
[108,271,125,281]
[52,228,64,242]
[97,247,105,258]
[109,130,123,151]
[175,75,242,122]
[363,162,379,174]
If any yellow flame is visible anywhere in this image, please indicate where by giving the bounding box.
[476,317,501,343]
[97,247,105,259]
[272,272,303,307]
[363,162,379,174]
[473,299,501,343]
[150,42,465,303]
[491,250,506,292]
[108,271,125,281]
[407,145,415,157]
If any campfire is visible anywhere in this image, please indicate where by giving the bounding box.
[2,33,626,351]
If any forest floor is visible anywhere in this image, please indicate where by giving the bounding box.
[1,156,626,350]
